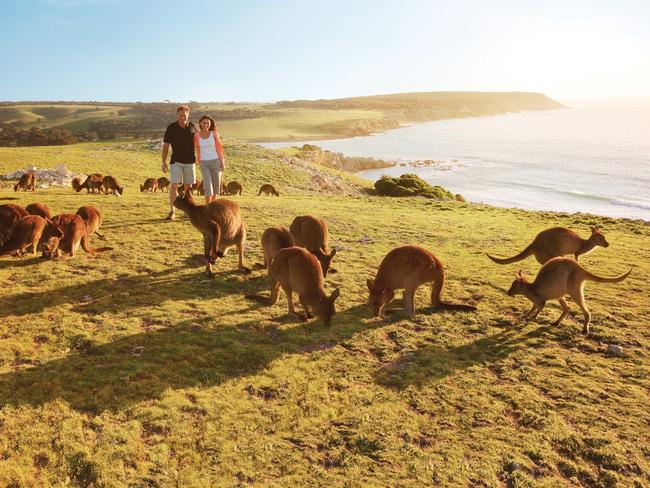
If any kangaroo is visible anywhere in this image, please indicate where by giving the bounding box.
[78,174,104,194]
[507,257,632,335]
[487,227,609,265]
[254,226,295,271]
[190,180,204,196]
[246,247,340,326]
[71,177,83,192]
[220,182,228,195]
[157,176,170,192]
[25,203,51,219]
[226,181,243,195]
[141,178,158,193]
[258,184,280,196]
[367,245,477,318]
[290,215,337,277]
[43,214,113,259]
[173,191,249,276]
[103,175,124,196]
[76,205,103,239]
[0,215,63,257]
[13,172,36,192]
[0,204,29,242]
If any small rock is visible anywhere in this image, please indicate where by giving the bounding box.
[607,344,625,357]
[82,294,93,302]
[131,346,145,357]
[357,236,373,244]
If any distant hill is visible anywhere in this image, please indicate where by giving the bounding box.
[0,91,564,144]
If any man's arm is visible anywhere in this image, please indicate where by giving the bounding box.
[161,142,170,173]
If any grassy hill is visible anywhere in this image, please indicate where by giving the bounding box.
[0,91,564,142]
[0,141,648,486]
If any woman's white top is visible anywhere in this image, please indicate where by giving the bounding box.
[198,133,219,161]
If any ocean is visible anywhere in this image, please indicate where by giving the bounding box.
[261,104,650,221]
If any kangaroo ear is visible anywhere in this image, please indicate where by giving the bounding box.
[330,247,337,258]
[515,270,524,281]
[366,278,374,290]
[330,288,340,302]
[590,226,597,232]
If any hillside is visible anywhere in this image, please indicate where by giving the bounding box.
[0,141,648,486]
[0,91,564,143]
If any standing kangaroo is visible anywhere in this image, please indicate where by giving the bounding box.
[25,203,51,219]
[487,226,609,265]
[173,191,249,275]
[76,205,104,240]
[157,177,171,192]
[226,181,243,195]
[0,204,29,242]
[290,215,337,277]
[78,174,104,194]
[14,172,36,192]
[507,257,632,335]
[254,226,295,271]
[43,214,113,259]
[367,245,477,318]
[103,175,124,196]
[246,246,340,326]
[141,178,158,193]
[258,184,280,196]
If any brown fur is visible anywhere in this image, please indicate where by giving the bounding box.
[25,202,51,219]
[226,181,243,195]
[190,180,205,196]
[254,226,295,271]
[71,177,83,192]
[290,215,337,277]
[0,215,63,257]
[487,226,609,265]
[157,177,170,192]
[103,175,124,196]
[141,178,158,192]
[258,184,280,196]
[43,213,112,259]
[78,174,104,193]
[14,172,36,192]
[220,182,228,195]
[507,257,632,335]
[367,245,477,318]
[173,191,249,276]
[246,247,340,326]
[0,204,29,242]
[76,205,103,238]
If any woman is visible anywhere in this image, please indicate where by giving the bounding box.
[193,115,226,203]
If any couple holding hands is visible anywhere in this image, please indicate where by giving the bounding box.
[161,104,226,220]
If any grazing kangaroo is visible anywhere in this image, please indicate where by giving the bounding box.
[190,180,204,196]
[43,214,113,258]
[14,172,36,192]
[78,174,104,194]
[76,205,103,239]
[103,175,124,196]
[0,215,63,257]
[254,226,295,271]
[173,191,249,276]
[220,182,228,195]
[258,184,280,196]
[0,204,29,242]
[246,246,340,326]
[367,245,477,318]
[71,177,83,192]
[226,181,243,195]
[157,176,170,192]
[25,203,51,219]
[141,178,158,193]
[290,215,337,277]
[507,257,632,335]
[487,227,609,265]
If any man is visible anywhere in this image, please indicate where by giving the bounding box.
[161,105,197,220]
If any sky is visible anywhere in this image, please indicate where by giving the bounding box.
[1,0,649,104]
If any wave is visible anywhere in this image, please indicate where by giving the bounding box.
[610,198,650,210]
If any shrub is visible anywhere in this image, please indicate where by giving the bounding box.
[374,173,457,200]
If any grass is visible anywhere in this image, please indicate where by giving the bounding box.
[0,142,649,486]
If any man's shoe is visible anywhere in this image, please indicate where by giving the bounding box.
[165,211,175,221]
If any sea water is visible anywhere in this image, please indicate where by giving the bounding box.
[261,104,650,221]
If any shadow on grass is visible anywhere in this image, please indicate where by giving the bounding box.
[0,303,379,414]
[0,255,45,270]
[0,267,259,319]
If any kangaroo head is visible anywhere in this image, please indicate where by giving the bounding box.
[116,186,124,196]
[366,279,395,316]
[140,185,145,192]
[13,183,19,191]
[45,218,65,239]
[315,288,340,326]
[315,247,336,276]
[590,226,609,248]
[507,270,529,296]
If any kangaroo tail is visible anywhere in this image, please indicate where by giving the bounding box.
[94,230,105,239]
[429,258,478,311]
[486,243,534,265]
[585,267,632,284]
[80,234,113,254]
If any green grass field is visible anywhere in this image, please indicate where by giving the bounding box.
[0,142,648,486]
